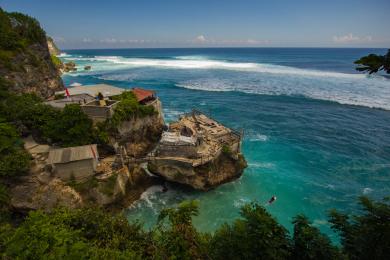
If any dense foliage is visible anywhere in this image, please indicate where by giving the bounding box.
[0,197,388,259]
[329,196,390,260]
[110,91,156,127]
[0,7,46,68]
[0,120,30,177]
[1,92,95,147]
[354,49,390,74]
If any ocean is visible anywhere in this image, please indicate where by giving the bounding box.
[61,48,390,238]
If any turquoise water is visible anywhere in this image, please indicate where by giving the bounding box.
[61,48,390,238]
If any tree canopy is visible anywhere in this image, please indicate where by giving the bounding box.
[354,49,390,74]
[0,197,389,259]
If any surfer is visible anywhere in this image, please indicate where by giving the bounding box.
[268,196,277,204]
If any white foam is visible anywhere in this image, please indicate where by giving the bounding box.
[67,55,366,79]
[363,187,373,194]
[248,162,275,169]
[63,55,390,110]
[249,134,268,142]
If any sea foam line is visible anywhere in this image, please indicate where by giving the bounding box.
[64,55,369,79]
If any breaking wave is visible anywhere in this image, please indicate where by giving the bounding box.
[63,54,390,110]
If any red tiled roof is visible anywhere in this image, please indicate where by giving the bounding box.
[131,88,155,102]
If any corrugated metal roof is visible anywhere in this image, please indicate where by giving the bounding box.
[48,144,98,164]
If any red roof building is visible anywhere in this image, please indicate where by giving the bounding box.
[131,88,156,104]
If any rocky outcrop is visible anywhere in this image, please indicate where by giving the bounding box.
[47,37,60,56]
[10,174,83,212]
[149,151,247,190]
[0,42,64,98]
[0,10,64,98]
[86,164,160,207]
[9,162,159,212]
[63,61,77,72]
[110,100,165,157]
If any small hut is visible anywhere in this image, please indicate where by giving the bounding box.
[48,144,99,182]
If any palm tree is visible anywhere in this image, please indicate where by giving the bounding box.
[354,49,390,74]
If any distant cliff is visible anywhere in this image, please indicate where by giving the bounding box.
[47,36,61,56]
[0,8,63,98]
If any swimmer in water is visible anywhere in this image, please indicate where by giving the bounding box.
[162,182,168,193]
[268,196,277,204]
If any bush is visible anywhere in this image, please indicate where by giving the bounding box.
[210,202,291,260]
[110,91,156,127]
[291,215,344,260]
[329,196,390,260]
[50,54,62,68]
[0,121,30,177]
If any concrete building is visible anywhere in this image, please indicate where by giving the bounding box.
[48,144,99,182]
[45,93,94,109]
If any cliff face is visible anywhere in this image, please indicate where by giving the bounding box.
[149,150,247,190]
[0,9,63,98]
[110,100,165,157]
[47,37,60,56]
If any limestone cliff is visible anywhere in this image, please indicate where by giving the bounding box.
[0,9,64,98]
[47,37,61,56]
[149,149,247,190]
[110,99,165,157]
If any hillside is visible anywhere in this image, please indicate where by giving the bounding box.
[0,8,63,98]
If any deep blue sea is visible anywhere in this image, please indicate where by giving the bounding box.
[61,48,390,238]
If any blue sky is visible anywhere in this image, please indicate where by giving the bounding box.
[1,0,389,49]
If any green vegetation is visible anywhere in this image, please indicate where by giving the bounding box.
[329,196,390,260]
[99,173,118,196]
[0,196,388,259]
[0,7,46,65]
[50,54,62,68]
[222,144,232,155]
[0,120,30,177]
[1,92,95,147]
[355,49,390,74]
[68,176,99,194]
[110,91,156,127]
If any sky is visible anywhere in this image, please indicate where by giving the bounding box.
[1,0,389,49]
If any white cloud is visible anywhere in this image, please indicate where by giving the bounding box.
[100,38,118,43]
[190,35,269,46]
[194,35,207,43]
[333,33,372,43]
[82,38,92,43]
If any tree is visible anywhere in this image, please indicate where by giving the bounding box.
[210,202,291,260]
[42,104,94,147]
[329,196,390,260]
[0,207,150,259]
[291,215,344,260]
[354,49,390,74]
[0,120,30,177]
[156,200,209,259]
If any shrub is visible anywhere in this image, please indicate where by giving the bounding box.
[50,54,62,68]
[110,91,156,127]
[0,121,30,177]
[210,202,291,260]
[329,196,390,260]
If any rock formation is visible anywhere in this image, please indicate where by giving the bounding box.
[148,110,247,190]
[0,9,64,98]
[47,36,61,56]
[110,99,165,157]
